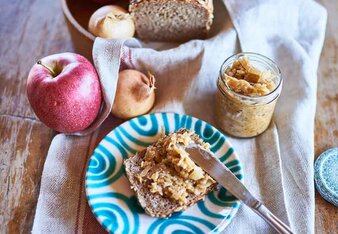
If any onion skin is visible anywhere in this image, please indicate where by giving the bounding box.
[88,5,135,39]
[112,70,156,119]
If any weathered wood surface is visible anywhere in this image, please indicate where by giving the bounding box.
[0,0,337,233]
[314,0,338,233]
[0,116,54,233]
[0,0,71,233]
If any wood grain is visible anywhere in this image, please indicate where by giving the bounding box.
[0,115,54,233]
[0,0,68,232]
[0,0,73,118]
[315,0,338,233]
[0,0,336,233]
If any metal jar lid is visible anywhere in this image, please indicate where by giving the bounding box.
[314,147,338,207]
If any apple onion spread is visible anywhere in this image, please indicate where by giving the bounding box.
[216,55,282,138]
[224,57,275,96]
[136,129,216,205]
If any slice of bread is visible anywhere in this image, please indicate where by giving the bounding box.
[129,0,214,42]
[124,128,217,218]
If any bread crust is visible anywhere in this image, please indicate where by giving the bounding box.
[129,0,214,15]
[129,0,214,42]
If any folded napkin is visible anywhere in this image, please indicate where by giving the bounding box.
[32,0,327,233]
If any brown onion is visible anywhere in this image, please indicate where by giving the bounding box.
[112,70,156,119]
[88,5,135,39]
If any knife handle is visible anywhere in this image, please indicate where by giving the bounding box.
[253,203,293,234]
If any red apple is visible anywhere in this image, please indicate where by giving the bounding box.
[27,52,102,133]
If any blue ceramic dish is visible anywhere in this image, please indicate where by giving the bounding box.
[85,113,244,234]
[314,147,338,207]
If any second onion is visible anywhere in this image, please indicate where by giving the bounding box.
[112,70,156,119]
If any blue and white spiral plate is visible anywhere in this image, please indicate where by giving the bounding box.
[85,113,244,234]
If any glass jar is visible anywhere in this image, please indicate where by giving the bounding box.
[215,52,282,138]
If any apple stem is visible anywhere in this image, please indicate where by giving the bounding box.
[37,60,57,77]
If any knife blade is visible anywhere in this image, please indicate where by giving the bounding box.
[186,145,293,234]
[186,146,258,207]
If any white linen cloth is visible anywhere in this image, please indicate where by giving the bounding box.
[32,0,327,233]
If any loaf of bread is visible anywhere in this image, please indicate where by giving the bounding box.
[124,128,217,218]
[129,0,214,42]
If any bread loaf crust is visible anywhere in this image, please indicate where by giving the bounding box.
[129,0,214,18]
[129,0,214,42]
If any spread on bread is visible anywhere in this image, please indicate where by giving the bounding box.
[136,129,215,205]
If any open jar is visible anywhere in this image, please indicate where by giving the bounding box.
[215,52,282,138]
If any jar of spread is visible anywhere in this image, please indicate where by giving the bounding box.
[215,52,282,138]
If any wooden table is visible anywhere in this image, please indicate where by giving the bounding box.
[0,0,337,233]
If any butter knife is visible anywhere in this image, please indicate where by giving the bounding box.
[186,146,293,234]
